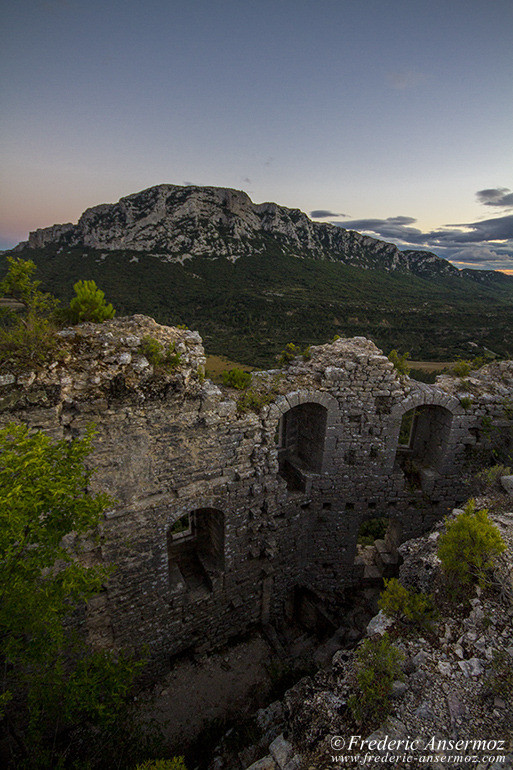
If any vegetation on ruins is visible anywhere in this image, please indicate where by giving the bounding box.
[348,633,404,726]
[139,335,181,371]
[378,578,438,632]
[451,359,472,377]
[474,463,511,494]
[0,424,165,768]
[0,257,116,368]
[0,256,60,367]
[221,367,252,389]
[234,372,283,414]
[277,342,311,366]
[387,348,411,376]
[65,278,116,323]
[236,387,278,414]
[437,499,506,593]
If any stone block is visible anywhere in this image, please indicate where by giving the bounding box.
[500,475,513,496]
[269,735,293,768]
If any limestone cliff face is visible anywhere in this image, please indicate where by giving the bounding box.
[17,184,459,278]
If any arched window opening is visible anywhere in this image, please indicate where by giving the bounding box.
[277,402,328,491]
[167,508,224,596]
[395,405,453,487]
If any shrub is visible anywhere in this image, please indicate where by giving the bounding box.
[348,633,404,726]
[379,578,438,631]
[388,349,410,376]
[221,367,252,389]
[67,279,115,323]
[140,336,181,370]
[277,343,312,366]
[474,464,511,494]
[485,649,513,699]
[452,359,471,377]
[437,499,506,592]
[237,388,275,414]
[277,342,302,366]
[358,517,388,546]
[0,256,60,366]
[459,396,473,409]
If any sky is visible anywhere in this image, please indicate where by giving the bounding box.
[1,0,512,272]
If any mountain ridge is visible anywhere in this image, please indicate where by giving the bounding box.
[15,183,469,280]
[6,184,513,366]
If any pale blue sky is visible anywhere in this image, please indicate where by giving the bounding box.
[1,0,512,270]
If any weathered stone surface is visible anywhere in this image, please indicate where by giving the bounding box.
[366,610,394,637]
[269,734,293,768]
[501,475,513,496]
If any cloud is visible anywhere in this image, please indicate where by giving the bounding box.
[476,187,513,208]
[340,216,423,243]
[335,213,513,272]
[340,214,513,246]
[449,246,513,272]
[434,215,513,244]
[310,210,347,218]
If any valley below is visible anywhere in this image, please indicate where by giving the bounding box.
[10,245,513,368]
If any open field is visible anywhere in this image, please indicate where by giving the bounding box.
[205,354,255,383]
[409,360,455,373]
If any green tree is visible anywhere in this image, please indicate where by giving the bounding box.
[67,279,115,323]
[0,424,148,767]
[0,256,59,365]
[438,499,506,593]
[388,349,411,376]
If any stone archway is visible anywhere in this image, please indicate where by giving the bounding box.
[270,390,339,492]
[387,389,464,491]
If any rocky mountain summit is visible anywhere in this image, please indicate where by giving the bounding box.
[16,184,459,278]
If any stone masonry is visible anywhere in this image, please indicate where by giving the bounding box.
[1,316,512,676]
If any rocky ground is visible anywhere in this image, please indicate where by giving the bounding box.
[205,488,513,770]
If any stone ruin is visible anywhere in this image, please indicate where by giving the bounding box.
[1,315,512,676]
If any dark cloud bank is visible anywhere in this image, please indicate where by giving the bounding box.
[314,188,513,272]
[476,187,513,208]
[310,209,347,218]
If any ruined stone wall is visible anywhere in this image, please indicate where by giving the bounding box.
[1,316,511,675]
